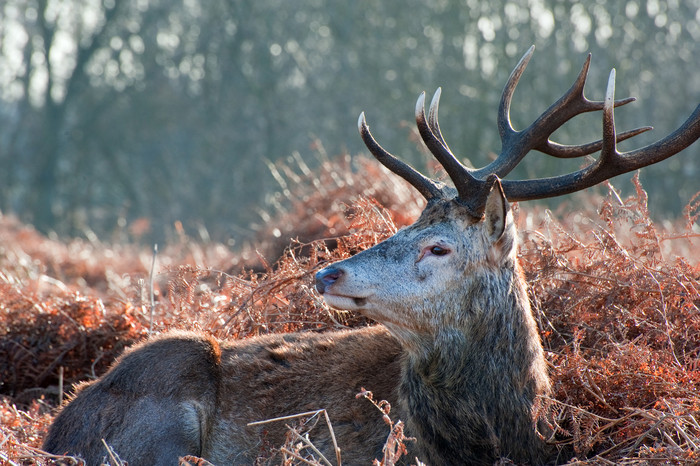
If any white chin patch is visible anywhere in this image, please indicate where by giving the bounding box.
[322,294,367,311]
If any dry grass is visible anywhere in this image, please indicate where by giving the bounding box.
[1,154,699,465]
[519,176,700,464]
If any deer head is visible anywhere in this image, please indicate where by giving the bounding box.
[315,181,515,346]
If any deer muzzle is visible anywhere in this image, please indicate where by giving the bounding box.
[315,267,344,295]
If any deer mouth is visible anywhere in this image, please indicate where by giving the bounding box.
[321,293,370,310]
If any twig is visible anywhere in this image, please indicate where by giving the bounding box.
[288,431,333,466]
[102,438,125,466]
[583,368,618,414]
[13,444,84,465]
[149,243,158,334]
[540,396,619,424]
[220,268,322,331]
[624,411,669,456]
[90,351,104,379]
[58,366,64,406]
[661,400,699,450]
[645,269,683,367]
[0,450,19,466]
[280,446,323,465]
[322,408,342,466]
[248,409,341,466]
[248,410,329,427]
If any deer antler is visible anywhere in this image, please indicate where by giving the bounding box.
[359,46,700,216]
[502,70,700,200]
[358,112,445,201]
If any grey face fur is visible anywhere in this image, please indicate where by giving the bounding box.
[317,183,515,347]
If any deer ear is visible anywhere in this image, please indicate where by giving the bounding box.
[484,178,510,242]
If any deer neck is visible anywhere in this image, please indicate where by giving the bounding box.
[397,264,550,465]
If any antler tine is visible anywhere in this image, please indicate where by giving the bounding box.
[600,70,619,162]
[501,70,700,201]
[358,112,443,201]
[541,126,653,159]
[427,88,449,148]
[473,47,639,180]
[422,91,505,216]
[414,91,485,201]
[496,45,536,143]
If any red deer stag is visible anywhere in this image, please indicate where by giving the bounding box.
[44,46,699,465]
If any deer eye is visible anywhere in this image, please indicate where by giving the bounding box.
[429,245,450,256]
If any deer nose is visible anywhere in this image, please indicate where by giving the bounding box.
[315,267,343,294]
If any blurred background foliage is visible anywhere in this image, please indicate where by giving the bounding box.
[0,0,698,244]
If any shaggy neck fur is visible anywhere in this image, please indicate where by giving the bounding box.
[398,264,551,466]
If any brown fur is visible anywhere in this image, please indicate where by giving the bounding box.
[44,186,553,465]
[44,327,403,465]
